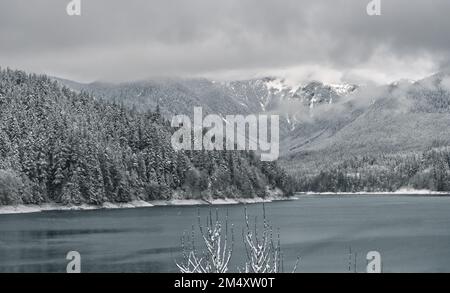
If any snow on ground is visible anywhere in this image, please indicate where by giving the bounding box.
[394,188,446,194]
[4,190,448,215]
[130,200,154,207]
[0,196,296,215]
[0,205,42,215]
[237,197,272,204]
[166,199,207,206]
[204,198,240,205]
[0,203,98,215]
[301,188,450,196]
[265,78,288,93]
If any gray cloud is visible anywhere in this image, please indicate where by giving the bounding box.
[0,0,449,83]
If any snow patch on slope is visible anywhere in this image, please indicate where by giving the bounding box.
[329,84,357,96]
[265,78,288,93]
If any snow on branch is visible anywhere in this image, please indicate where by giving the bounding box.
[176,209,233,273]
[176,205,299,273]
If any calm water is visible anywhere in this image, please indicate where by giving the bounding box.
[1,195,450,273]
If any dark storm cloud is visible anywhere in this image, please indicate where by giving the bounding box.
[0,0,449,82]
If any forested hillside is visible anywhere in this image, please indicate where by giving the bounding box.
[0,68,294,206]
[294,147,450,192]
[281,73,450,192]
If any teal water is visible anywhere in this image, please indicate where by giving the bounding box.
[1,195,450,272]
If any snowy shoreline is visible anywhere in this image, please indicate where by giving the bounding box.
[0,196,296,215]
[3,188,449,215]
[298,188,450,196]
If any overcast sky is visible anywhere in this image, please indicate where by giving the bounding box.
[1,0,449,84]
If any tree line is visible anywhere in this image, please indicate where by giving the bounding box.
[0,68,294,206]
[294,147,450,192]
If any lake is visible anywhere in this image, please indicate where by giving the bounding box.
[1,195,450,273]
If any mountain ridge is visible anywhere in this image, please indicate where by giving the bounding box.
[53,71,450,192]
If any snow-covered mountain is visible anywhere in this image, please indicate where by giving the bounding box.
[55,71,450,179]
[281,71,450,175]
[55,76,358,137]
[262,78,357,109]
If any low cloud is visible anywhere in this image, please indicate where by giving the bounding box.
[0,0,449,82]
[440,76,450,91]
